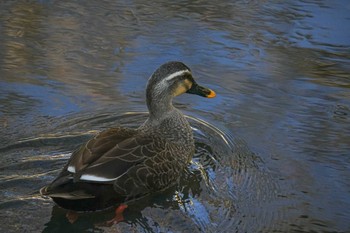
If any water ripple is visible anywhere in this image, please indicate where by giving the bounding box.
[0,112,279,232]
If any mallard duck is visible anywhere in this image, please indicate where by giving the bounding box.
[40,61,216,213]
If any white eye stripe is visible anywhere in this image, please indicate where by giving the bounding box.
[164,70,191,82]
[152,69,191,95]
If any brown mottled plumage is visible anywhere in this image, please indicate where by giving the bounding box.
[40,61,216,211]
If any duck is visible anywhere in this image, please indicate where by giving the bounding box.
[40,61,216,215]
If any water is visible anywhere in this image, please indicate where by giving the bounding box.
[0,0,349,232]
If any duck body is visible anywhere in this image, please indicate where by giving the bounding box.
[40,61,215,212]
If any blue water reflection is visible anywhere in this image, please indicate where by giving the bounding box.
[0,0,349,232]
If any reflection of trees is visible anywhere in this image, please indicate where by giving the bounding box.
[2,2,45,84]
[0,1,140,119]
[0,1,349,232]
[1,0,349,149]
[0,2,46,121]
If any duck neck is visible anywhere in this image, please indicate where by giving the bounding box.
[146,92,174,120]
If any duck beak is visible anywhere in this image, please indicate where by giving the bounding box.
[186,82,216,98]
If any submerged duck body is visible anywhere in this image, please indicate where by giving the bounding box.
[40,61,216,211]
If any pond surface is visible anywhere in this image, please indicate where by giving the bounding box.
[1,0,350,232]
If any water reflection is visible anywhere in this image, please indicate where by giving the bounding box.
[1,0,350,232]
[0,112,276,232]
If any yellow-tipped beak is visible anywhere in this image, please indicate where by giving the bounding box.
[206,90,216,98]
[186,83,216,98]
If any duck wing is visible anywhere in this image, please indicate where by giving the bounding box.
[74,135,155,182]
[41,127,138,197]
[42,127,187,202]
[67,127,138,174]
[75,133,187,199]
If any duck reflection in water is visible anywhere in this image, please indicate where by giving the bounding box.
[42,165,204,232]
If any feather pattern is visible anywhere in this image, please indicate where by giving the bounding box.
[40,61,215,211]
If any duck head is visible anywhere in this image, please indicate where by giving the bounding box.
[146,61,216,117]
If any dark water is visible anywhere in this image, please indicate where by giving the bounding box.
[1,0,349,232]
